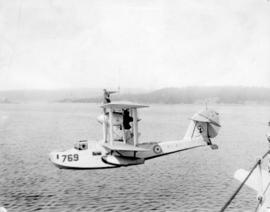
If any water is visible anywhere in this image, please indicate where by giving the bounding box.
[0,103,269,211]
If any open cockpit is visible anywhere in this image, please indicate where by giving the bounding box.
[74,140,88,151]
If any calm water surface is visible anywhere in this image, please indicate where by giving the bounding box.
[0,103,270,212]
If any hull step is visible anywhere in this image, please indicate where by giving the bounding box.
[102,155,145,166]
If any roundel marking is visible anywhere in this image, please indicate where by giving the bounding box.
[153,144,162,154]
[197,124,204,133]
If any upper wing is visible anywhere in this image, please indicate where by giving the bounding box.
[101,101,148,110]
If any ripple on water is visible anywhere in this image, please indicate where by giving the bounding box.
[0,103,269,211]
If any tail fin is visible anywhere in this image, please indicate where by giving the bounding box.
[184,108,221,145]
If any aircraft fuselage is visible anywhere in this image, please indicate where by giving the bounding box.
[49,139,206,169]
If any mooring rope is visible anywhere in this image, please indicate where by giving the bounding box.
[219,150,270,212]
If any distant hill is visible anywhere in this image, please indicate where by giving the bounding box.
[1,86,270,104]
[0,97,13,104]
[59,86,270,104]
[136,87,270,104]
[0,88,149,103]
[0,88,101,103]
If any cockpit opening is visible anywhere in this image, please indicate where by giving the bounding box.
[74,140,88,150]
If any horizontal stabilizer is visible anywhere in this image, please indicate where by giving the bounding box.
[234,168,270,192]
[191,109,221,127]
[184,108,221,142]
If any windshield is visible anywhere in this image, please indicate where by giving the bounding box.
[74,141,88,150]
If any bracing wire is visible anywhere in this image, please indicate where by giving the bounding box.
[219,150,270,212]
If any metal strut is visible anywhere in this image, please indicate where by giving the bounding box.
[219,150,270,212]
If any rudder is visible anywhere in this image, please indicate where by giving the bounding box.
[184,108,221,145]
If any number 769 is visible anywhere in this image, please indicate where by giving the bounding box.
[62,154,79,162]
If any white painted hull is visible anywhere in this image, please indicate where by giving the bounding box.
[49,139,207,169]
[49,143,116,169]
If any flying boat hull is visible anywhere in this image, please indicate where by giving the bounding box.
[49,139,209,169]
[49,145,116,169]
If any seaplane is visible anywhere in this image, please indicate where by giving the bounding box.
[49,90,221,169]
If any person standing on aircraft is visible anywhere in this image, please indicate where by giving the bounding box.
[103,89,118,104]
[123,109,134,144]
[123,109,133,129]
[103,89,111,104]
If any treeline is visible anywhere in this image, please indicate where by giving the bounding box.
[59,86,270,104]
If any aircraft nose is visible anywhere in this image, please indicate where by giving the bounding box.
[97,114,107,124]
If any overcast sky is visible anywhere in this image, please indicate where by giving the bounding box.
[0,0,269,90]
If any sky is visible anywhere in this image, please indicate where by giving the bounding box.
[0,0,269,90]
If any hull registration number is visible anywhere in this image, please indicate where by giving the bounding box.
[61,154,79,162]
